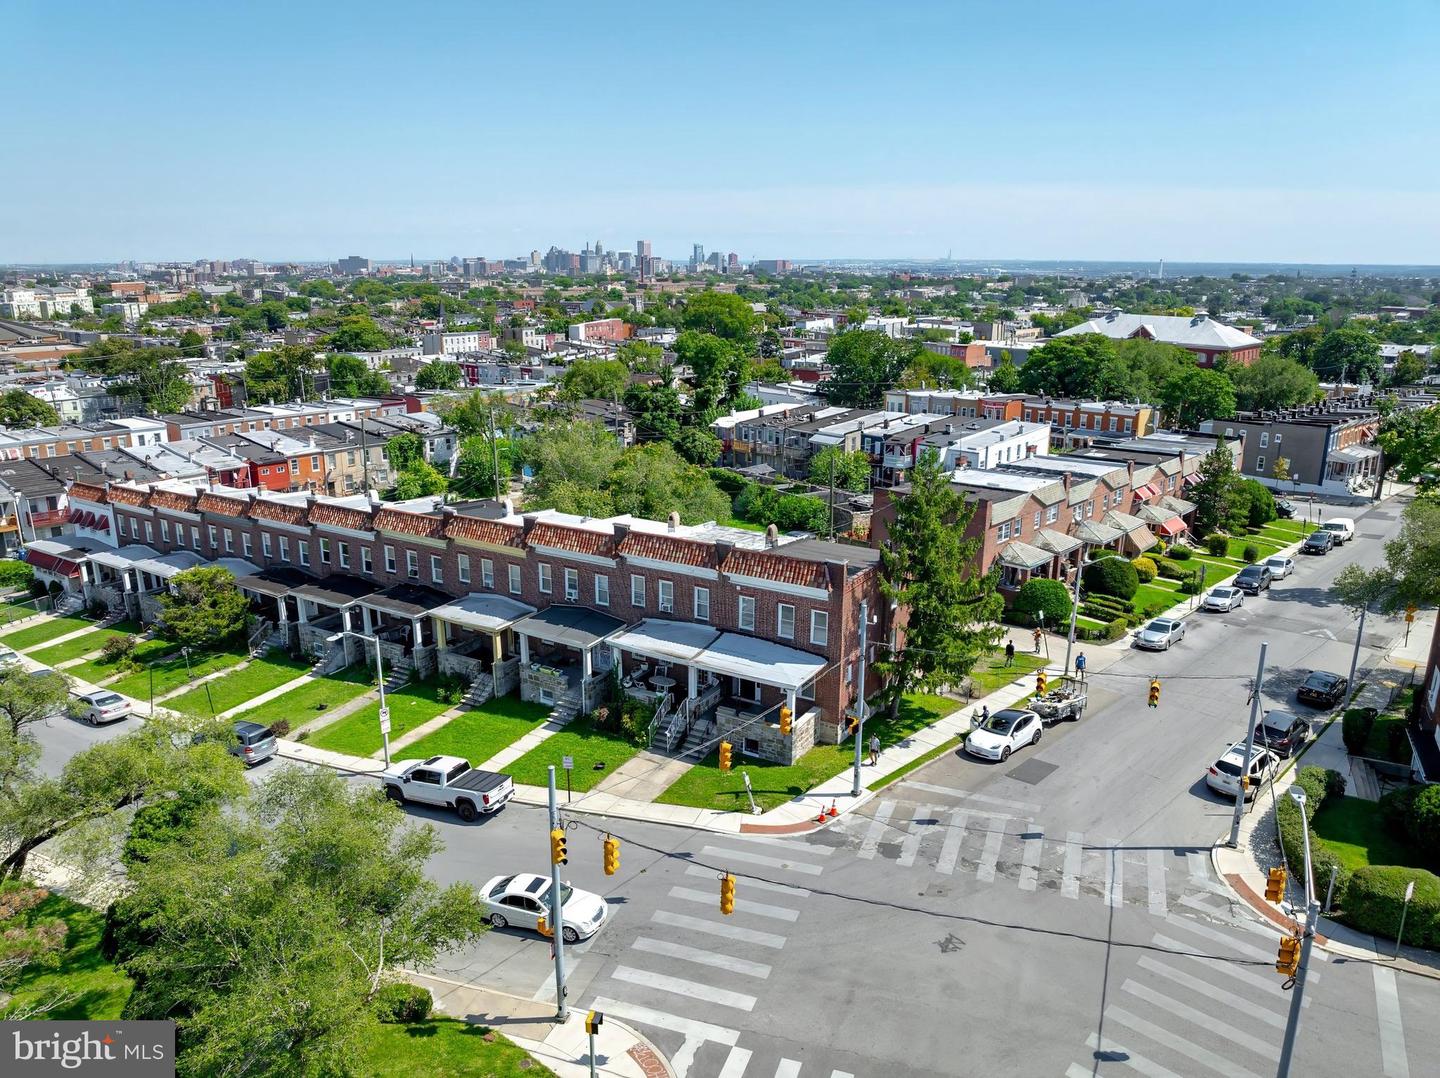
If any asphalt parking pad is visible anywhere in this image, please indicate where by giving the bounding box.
[1006,758,1058,785]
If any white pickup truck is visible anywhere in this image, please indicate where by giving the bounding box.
[381,755,514,821]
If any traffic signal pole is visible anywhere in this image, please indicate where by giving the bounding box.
[1228,641,1268,849]
[1277,785,1319,1078]
[852,599,868,797]
[547,765,569,1021]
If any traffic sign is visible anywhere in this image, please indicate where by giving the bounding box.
[379,705,391,723]
[562,755,574,771]
[379,718,391,734]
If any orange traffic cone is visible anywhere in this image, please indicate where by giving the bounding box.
[827,800,839,818]
[815,806,828,823]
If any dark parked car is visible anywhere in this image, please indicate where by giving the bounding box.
[1301,530,1335,555]
[1275,499,1296,519]
[1234,564,1272,594]
[1297,671,1348,709]
[1255,710,1311,757]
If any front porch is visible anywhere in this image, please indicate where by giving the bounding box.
[511,605,624,716]
[429,592,537,699]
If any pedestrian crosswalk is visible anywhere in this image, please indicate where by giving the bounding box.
[584,833,834,1078]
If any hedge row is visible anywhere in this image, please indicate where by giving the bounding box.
[1343,865,1440,948]
[1275,766,1351,901]
[1077,616,1128,643]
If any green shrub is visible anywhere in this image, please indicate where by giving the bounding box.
[1323,769,1348,801]
[1178,572,1206,595]
[1168,544,1193,561]
[1154,558,1184,580]
[372,982,433,1023]
[269,719,291,737]
[1407,785,1440,855]
[1380,785,1425,840]
[1275,766,1349,900]
[1079,616,1129,643]
[1082,557,1139,601]
[0,559,34,590]
[101,634,138,663]
[1012,578,1072,627]
[1131,556,1157,582]
[1342,708,1377,755]
[1242,544,1260,563]
[1342,865,1440,946]
[1206,533,1231,557]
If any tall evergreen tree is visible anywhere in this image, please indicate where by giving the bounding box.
[1189,442,1242,535]
[875,451,1004,717]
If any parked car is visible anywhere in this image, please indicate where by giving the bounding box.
[382,755,514,820]
[481,872,609,944]
[1301,530,1335,555]
[1274,499,1296,519]
[1206,741,1280,801]
[1134,617,1187,650]
[1264,555,1296,579]
[1255,710,1311,758]
[963,707,1043,762]
[1234,564,1273,595]
[1202,586,1244,612]
[1320,518,1356,545]
[1297,670,1348,709]
[230,720,277,766]
[0,644,20,666]
[72,690,131,726]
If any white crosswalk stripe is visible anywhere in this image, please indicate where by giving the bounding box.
[773,1061,802,1078]
[590,995,740,1046]
[1018,826,1042,891]
[702,844,825,876]
[1105,1006,1264,1078]
[1120,979,1278,1060]
[669,886,800,922]
[1103,843,1124,909]
[1146,848,1169,916]
[1152,933,1309,1004]
[1373,965,1411,1078]
[901,781,1041,813]
[976,816,1005,882]
[857,799,895,859]
[613,965,757,1011]
[717,1046,752,1078]
[1084,1032,1182,1078]
[1134,956,1286,1030]
[733,834,835,856]
[936,809,967,875]
[632,937,772,979]
[684,864,811,897]
[651,910,787,949]
[1062,831,1084,900]
[897,804,931,868]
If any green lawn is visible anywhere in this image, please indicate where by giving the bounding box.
[167,651,312,716]
[64,636,182,687]
[0,613,102,650]
[504,712,644,791]
[1074,613,1107,630]
[241,665,375,727]
[720,516,767,533]
[27,621,144,667]
[969,652,1045,697]
[308,679,455,757]
[1261,519,1310,542]
[1,892,133,1020]
[109,644,249,703]
[359,1019,551,1077]
[1133,579,1186,617]
[398,696,554,770]
[1312,796,1431,874]
[658,693,956,812]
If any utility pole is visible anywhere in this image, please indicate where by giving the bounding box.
[852,599,869,797]
[827,453,836,540]
[361,412,370,491]
[1063,542,1086,677]
[1228,641,1268,848]
[1346,605,1367,696]
[547,766,569,1021]
[489,404,502,500]
[1276,784,1319,1078]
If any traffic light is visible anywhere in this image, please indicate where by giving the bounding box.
[1036,670,1048,696]
[848,713,859,734]
[719,741,733,771]
[603,835,620,876]
[550,827,568,866]
[585,1010,603,1036]
[1264,866,1287,903]
[720,873,736,915]
[537,914,552,937]
[1276,935,1301,977]
[779,706,792,737]
[1148,679,1161,708]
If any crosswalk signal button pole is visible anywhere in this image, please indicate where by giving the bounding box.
[603,835,619,876]
[719,741,733,771]
[720,872,736,915]
[1265,866,1287,903]
[550,827,568,866]
[1148,678,1161,708]
[1276,935,1301,977]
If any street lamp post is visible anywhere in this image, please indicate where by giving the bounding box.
[1063,542,1087,678]
[1277,785,1320,1078]
[335,629,390,766]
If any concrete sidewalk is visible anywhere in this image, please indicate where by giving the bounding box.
[406,971,674,1078]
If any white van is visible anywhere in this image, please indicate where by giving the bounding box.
[1320,518,1355,544]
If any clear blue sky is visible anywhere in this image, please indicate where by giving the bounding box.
[6,0,1439,264]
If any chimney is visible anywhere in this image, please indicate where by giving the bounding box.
[667,511,680,532]
[502,496,515,516]
[713,538,733,567]
[764,523,779,548]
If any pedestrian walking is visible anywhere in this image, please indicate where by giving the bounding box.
[1075,651,1087,683]
[869,733,880,766]
[1032,626,1043,654]
[1004,640,1015,667]
[981,704,990,727]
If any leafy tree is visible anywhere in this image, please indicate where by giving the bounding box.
[1331,499,1440,614]
[676,331,747,412]
[414,361,463,391]
[809,446,871,493]
[681,291,758,341]
[499,338,528,359]
[820,330,920,407]
[607,443,731,525]
[1228,354,1321,411]
[623,381,685,443]
[451,434,511,499]
[617,340,667,373]
[521,422,624,503]
[1390,350,1429,386]
[1238,478,1277,527]
[733,485,828,532]
[158,567,251,649]
[177,330,205,357]
[1017,335,1141,400]
[557,358,627,402]
[113,768,486,1076]
[0,389,59,427]
[324,315,394,353]
[389,461,448,500]
[1012,578,1072,627]
[0,666,71,738]
[1158,367,1236,427]
[1189,442,1243,536]
[1376,405,1440,496]
[874,451,1004,717]
[245,345,319,403]
[671,427,722,467]
[1311,325,1382,384]
[384,432,426,473]
[326,353,389,397]
[986,357,1021,393]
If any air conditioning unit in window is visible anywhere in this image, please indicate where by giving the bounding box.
[408,569,419,579]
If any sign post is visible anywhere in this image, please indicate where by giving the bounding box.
[1395,879,1416,957]
[562,754,574,803]
[742,770,760,815]
[378,704,392,765]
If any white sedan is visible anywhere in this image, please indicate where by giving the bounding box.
[1265,555,1296,579]
[73,690,132,726]
[481,872,609,944]
[1202,586,1244,612]
[1133,617,1187,650]
[963,708,1042,762]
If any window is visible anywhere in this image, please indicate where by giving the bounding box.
[694,586,709,621]
[997,521,1011,542]
[1014,515,1023,536]
[298,540,310,566]
[538,563,552,593]
[207,525,218,548]
[595,574,610,606]
[630,574,645,607]
[1256,455,1266,474]
[564,567,578,601]
[310,455,320,469]
[1428,665,1440,714]
[338,542,350,569]
[777,603,795,640]
[658,579,674,613]
[431,554,443,584]
[406,550,419,578]
[458,554,471,584]
[508,563,521,595]
[1102,494,1109,510]
[1274,433,1282,446]
[279,536,291,563]
[1033,511,1041,530]
[481,558,494,589]
[846,662,854,684]
[1259,432,1270,448]
[129,517,139,539]
[318,537,330,564]
[810,610,829,647]
[739,595,755,631]
[241,533,251,557]
[1110,416,1119,431]
[1046,504,1058,524]
[189,527,199,550]
[1224,427,1234,437]
[224,528,234,553]
[384,545,396,573]
[361,547,373,574]
[262,533,272,559]
[160,519,171,542]
[1084,500,1094,518]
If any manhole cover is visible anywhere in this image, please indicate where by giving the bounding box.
[1007,759,1058,785]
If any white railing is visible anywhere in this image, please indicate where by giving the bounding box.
[647,692,676,749]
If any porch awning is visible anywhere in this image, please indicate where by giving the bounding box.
[695,632,828,692]
[213,558,261,579]
[1033,528,1082,557]
[513,605,625,650]
[23,548,83,578]
[1072,520,1123,544]
[998,539,1053,571]
[292,575,378,609]
[1133,483,1159,500]
[1156,517,1186,537]
[130,550,206,580]
[609,618,722,664]
[1182,472,1200,487]
[431,592,536,633]
[237,566,313,598]
[88,544,158,570]
[361,583,452,621]
[1329,446,1379,464]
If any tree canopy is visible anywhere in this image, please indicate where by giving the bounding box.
[245,345,318,403]
[323,315,396,353]
[159,567,251,649]
[1377,404,1440,497]
[680,291,758,341]
[327,353,390,397]
[820,330,920,407]
[0,390,59,428]
[557,358,627,402]
[414,361,463,391]
[809,446,871,493]
[1189,443,1245,535]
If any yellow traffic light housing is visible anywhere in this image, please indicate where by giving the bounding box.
[848,713,859,734]
[603,835,620,876]
[537,914,552,937]
[585,1010,603,1036]
[1148,679,1161,708]
[1036,670,1048,696]
[550,827,568,866]
[779,706,792,737]
[1276,935,1301,977]
[720,873,736,915]
[1264,866,1287,903]
[719,741,733,771]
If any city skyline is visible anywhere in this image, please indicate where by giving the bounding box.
[6,1,1440,264]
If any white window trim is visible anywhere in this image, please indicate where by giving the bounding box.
[564,567,579,601]
[777,603,795,640]
[658,579,674,613]
[406,550,419,578]
[693,586,709,621]
[595,575,610,606]
[431,554,444,584]
[459,554,471,584]
[538,563,552,594]
[384,545,396,573]
[508,563,522,595]
[631,574,645,607]
[738,595,755,631]
[810,609,829,647]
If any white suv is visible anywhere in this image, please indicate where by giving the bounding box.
[1205,741,1278,801]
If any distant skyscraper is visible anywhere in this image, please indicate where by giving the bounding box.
[692,243,704,268]
[727,252,739,272]
[636,239,651,259]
